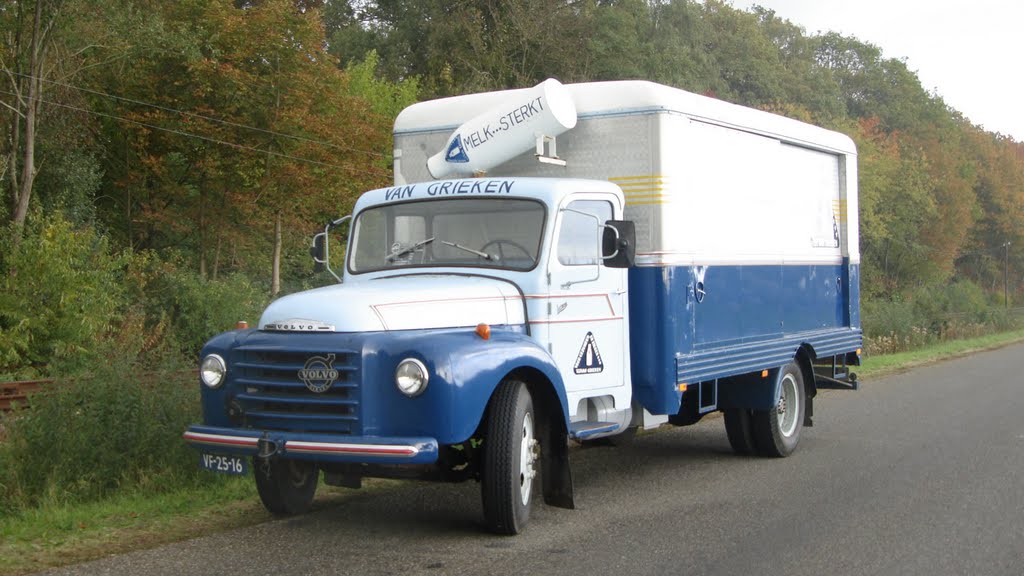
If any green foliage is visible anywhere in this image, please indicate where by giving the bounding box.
[0,216,125,378]
[862,280,1014,355]
[0,359,206,512]
[345,50,419,120]
[33,146,103,226]
[0,216,269,376]
[854,118,940,297]
[587,0,650,80]
[149,267,268,357]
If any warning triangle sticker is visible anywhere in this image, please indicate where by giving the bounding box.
[574,332,604,375]
[444,134,470,163]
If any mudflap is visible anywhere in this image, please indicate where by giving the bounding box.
[540,417,575,510]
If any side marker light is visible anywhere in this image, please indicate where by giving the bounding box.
[475,323,491,340]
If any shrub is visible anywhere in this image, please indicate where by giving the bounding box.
[0,357,208,512]
[147,267,268,357]
[0,217,126,378]
[862,279,1014,355]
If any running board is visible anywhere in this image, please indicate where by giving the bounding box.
[569,421,619,440]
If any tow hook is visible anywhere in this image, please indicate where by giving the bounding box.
[257,434,279,459]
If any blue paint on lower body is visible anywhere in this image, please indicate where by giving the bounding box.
[628,263,862,415]
[194,325,564,462]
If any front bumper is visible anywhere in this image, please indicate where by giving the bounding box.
[183,425,439,465]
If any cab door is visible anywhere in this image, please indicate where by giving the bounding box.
[542,195,630,414]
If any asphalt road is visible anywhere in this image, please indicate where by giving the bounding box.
[47,344,1024,576]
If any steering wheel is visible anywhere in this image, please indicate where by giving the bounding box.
[479,238,534,263]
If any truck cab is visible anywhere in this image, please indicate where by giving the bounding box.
[345,178,633,426]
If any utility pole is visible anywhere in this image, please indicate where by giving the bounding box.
[1005,242,1011,309]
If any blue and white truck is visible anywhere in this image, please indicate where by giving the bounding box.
[184,80,862,534]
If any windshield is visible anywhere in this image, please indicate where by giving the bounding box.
[349,198,546,273]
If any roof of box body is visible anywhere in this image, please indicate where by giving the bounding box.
[394,80,856,156]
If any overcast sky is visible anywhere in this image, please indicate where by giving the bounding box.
[730,0,1023,141]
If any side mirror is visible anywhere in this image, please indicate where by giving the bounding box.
[602,220,635,268]
[310,232,326,273]
[311,215,351,282]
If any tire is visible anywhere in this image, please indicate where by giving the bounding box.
[723,409,756,455]
[481,379,538,535]
[752,362,805,457]
[254,457,319,515]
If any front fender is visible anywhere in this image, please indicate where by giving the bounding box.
[360,327,567,445]
[448,330,569,442]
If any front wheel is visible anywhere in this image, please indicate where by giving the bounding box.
[751,362,805,457]
[254,458,319,515]
[481,379,538,534]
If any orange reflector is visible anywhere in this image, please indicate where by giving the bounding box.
[236,320,249,330]
[678,383,688,392]
[761,370,769,378]
[475,323,491,340]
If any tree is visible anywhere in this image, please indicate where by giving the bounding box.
[2,0,55,237]
[105,0,395,293]
[327,0,597,97]
[1,0,164,241]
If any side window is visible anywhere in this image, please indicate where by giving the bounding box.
[351,210,385,270]
[557,200,612,266]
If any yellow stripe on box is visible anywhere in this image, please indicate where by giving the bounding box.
[624,194,668,201]
[622,187,665,195]
[626,199,668,206]
[609,175,665,182]
[613,175,668,205]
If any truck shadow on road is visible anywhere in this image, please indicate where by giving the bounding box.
[296,423,737,536]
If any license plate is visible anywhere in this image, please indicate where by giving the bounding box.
[199,453,248,475]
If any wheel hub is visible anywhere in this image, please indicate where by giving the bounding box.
[777,373,800,438]
[519,413,538,505]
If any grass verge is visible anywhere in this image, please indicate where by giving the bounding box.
[857,327,1024,378]
[3,329,1024,575]
[0,478,263,575]
[0,476,404,576]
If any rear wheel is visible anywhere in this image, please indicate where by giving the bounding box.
[254,458,319,515]
[752,362,805,457]
[723,409,756,454]
[481,379,538,534]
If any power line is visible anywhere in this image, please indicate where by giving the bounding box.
[0,87,389,178]
[2,68,387,159]
[956,241,1011,260]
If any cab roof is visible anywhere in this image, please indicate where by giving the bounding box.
[354,177,624,214]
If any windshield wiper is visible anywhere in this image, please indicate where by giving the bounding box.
[386,237,435,262]
[441,240,494,260]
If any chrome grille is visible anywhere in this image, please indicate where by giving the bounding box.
[231,346,360,434]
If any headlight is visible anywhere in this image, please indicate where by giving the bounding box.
[395,358,428,397]
[200,354,227,388]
